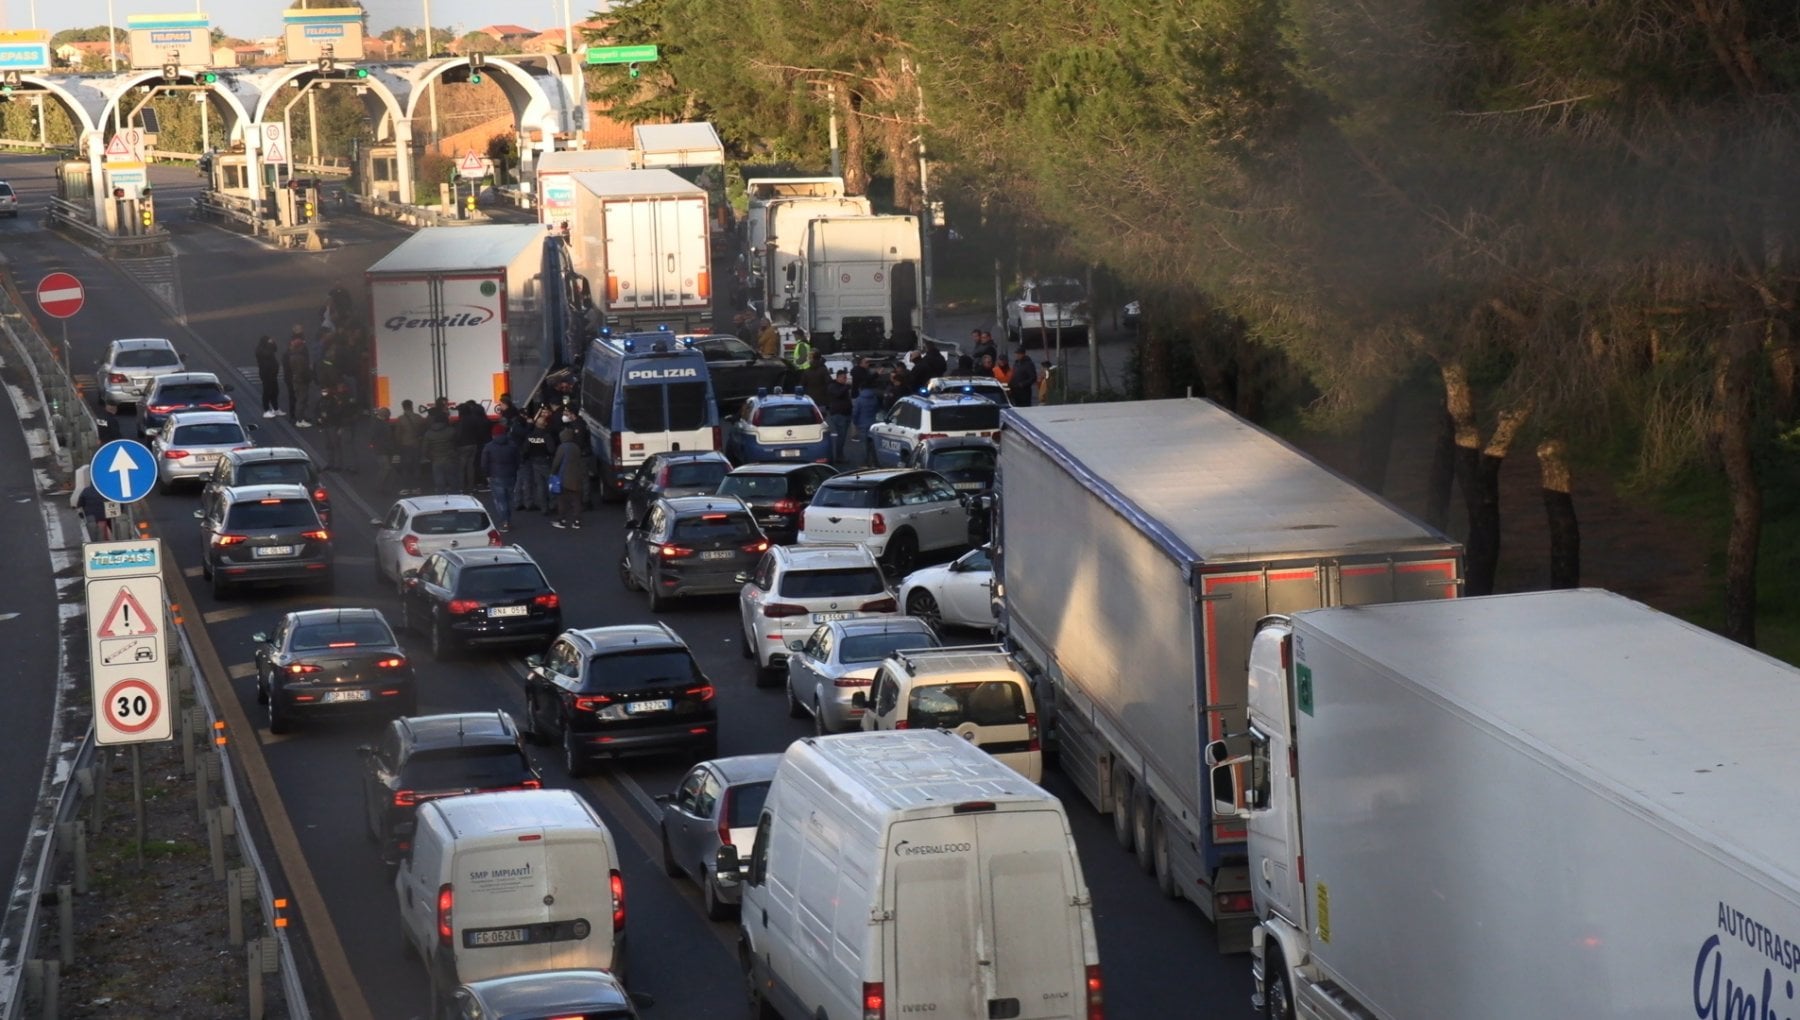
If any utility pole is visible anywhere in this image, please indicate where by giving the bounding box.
[909,59,934,337]
[828,83,841,179]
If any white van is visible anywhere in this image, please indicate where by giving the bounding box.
[717,730,1103,1020]
[854,645,1043,781]
[394,789,627,1017]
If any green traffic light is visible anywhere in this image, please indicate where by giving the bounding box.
[199,72,218,84]
[353,67,369,79]
[470,72,482,84]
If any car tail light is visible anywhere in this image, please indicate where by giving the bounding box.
[610,870,625,931]
[436,884,454,945]
[717,790,733,846]
[860,597,897,612]
[685,684,715,702]
[772,498,798,514]
[214,534,248,546]
[376,657,406,669]
[147,404,176,415]
[301,529,329,542]
[833,676,873,688]
[1022,303,1041,313]
[574,694,613,712]
[108,372,129,384]
[1217,890,1255,914]
[711,425,723,450]
[655,543,695,559]
[393,789,417,807]
[312,486,329,503]
[762,602,807,619]
[610,433,623,474]
[918,433,947,442]
[742,539,771,554]
[698,269,711,300]
[518,778,542,790]
[285,663,322,674]
[1027,712,1040,751]
[870,513,886,536]
[533,593,561,609]
[162,449,190,460]
[655,466,670,487]
[1085,964,1104,1019]
[447,599,481,615]
[862,982,885,1020]
[204,401,235,411]
[487,529,503,546]
[402,535,422,557]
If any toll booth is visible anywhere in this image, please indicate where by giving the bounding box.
[194,150,324,249]
[356,143,402,202]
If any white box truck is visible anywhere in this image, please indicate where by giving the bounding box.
[716,729,1105,1020]
[567,169,713,334]
[740,177,846,305]
[1211,589,1800,1019]
[366,224,547,414]
[751,195,870,315]
[995,398,1463,951]
[534,148,636,232]
[792,214,924,355]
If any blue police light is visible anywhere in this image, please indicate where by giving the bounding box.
[621,338,636,352]
[756,387,768,398]
[961,385,974,394]
[599,325,612,336]
[793,386,805,397]
[681,337,697,348]
[657,323,670,331]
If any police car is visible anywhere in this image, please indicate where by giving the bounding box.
[724,388,833,465]
[864,392,1003,468]
[924,374,1011,407]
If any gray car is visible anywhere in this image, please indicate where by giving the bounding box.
[195,483,334,598]
[453,969,646,1019]
[657,753,780,919]
[96,338,183,407]
[619,495,769,610]
[150,410,255,488]
[785,616,942,734]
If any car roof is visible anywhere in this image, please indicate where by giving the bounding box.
[706,753,783,784]
[397,494,486,514]
[398,711,518,750]
[821,468,919,486]
[660,495,752,515]
[653,450,731,464]
[907,392,998,408]
[568,623,686,655]
[109,338,177,351]
[726,462,832,477]
[918,436,998,453]
[150,371,223,387]
[284,607,386,625]
[832,615,937,639]
[462,969,632,1014]
[163,410,242,426]
[749,391,818,406]
[439,547,535,568]
[222,483,313,502]
[226,446,310,464]
[773,543,877,568]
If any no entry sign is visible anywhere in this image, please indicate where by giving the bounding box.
[36,272,85,319]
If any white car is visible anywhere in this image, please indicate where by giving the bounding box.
[0,180,16,218]
[1004,276,1090,346]
[784,616,941,734]
[97,338,184,407]
[370,495,500,589]
[898,546,997,633]
[149,410,255,488]
[797,468,969,575]
[864,393,1001,468]
[924,374,1011,406]
[738,543,896,685]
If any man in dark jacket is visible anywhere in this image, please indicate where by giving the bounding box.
[254,335,282,417]
[420,409,459,494]
[518,409,556,512]
[454,399,490,493]
[825,369,854,463]
[284,336,314,424]
[1008,350,1039,407]
[548,428,586,529]
[95,400,123,445]
[480,425,522,531]
[316,382,355,471]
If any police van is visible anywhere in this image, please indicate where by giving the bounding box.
[579,332,723,498]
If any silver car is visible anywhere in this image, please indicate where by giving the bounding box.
[785,616,942,734]
[150,410,255,488]
[97,338,184,407]
[656,754,780,919]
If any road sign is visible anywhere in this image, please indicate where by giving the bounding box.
[458,151,488,179]
[585,44,659,65]
[90,440,158,504]
[84,540,169,746]
[104,135,132,159]
[35,272,85,319]
[261,122,289,165]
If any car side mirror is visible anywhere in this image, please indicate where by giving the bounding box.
[250,632,269,644]
[735,571,751,585]
[714,845,742,888]
[788,640,804,652]
[192,509,204,520]
[850,691,868,709]
[524,653,544,669]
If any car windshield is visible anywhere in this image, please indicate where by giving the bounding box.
[171,423,245,446]
[400,746,532,791]
[0,184,13,197]
[672,514,758,542]
[225,500,316,530]
[927,448,996,473]
[719,474,789,500]
[583,649,704,691]
[154,384,227,405]
[840,631,940,664]
[727,781,772,827]
[756,404,822,427]
[810,484,877,509]
[1034,282,1085,303]
[289,619,393,650]
[457,563,548,596]
[115,348,178,368]
[928,405,1001,431]
[909,681,1028,728]
[238,461,312,487]
[411,509,489,535]
[779,567,886,598]
[666,462,728,488]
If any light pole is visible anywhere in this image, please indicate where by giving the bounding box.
[106,0,118,72]
[562,0,582,144]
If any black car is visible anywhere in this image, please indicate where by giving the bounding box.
[357,711,541,862]
[196,484,334,598]
[252,608,414,733]
[913,436,998,494]
[452,969,646,1020]
[622,450,734,524]
[523,623,717,774]
[203,446,331,526]
[619,496,769,610]
[686,334,791,409]
[139,371,234,439]
[716,462,839,544]
[399,547,563,660]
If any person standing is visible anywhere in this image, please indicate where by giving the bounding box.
[391,399,425,494]
[95,400,122,445]
[757,317,781,358]
[1008,349,1039,407]
[254,335,282,417]
[518,409,556,512]
[548,428,586,529]
[480,424,522,532]
[421,409,459,494]
[825,368,854,463]
[455,398,490,493]
[790,330,813,373]
[316,383,354,471]
[851,383,881,444]
[284,335,314,425]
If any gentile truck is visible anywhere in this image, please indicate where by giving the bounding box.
[1211,589,1800,1019]
[566,169,713,334]
[995,398,1462,950]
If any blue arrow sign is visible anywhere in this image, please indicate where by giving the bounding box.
[90,440,157,504]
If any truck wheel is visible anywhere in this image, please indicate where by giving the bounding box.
[1263,946,1294,1020]
[1110,770,1135,850]
[1153,813,1178,898]
[1133,789,1156,874]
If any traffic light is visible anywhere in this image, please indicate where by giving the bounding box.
[0,70,18,98]
[351,66,369,80]
[469,52,485,85]
[197,71,219,85]
[141,201,154,229]
[628,62,640,79]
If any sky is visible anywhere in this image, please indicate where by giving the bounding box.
[0,0,612,41]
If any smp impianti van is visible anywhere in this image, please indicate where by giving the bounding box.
[717,729,1104,1020]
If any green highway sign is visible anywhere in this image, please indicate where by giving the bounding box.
[586,44,659,66]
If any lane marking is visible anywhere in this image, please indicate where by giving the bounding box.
[226,662,256,680]
[183,565,203,578]
[202,605,255,625]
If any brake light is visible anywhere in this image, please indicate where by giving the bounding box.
[533,593,561,609]
[1022,303,1041,313]
[436,884,454,945]
[1217,891,1255,914]
[1085,965,1104,1019]
[214,534,248,546]
[772,498,798,514]
[895,719,909,729]
[376,657,407,669]
[312,486,329,503]
[203,401,234,412]
[862,981,885,1020]
[393,789,417,807]
[162,449,190,460]
[1027,711,1040,752]
[328,641,356,648]
[147,404,176,415]
[833,676,873,688]
[656,466,670,487]
[698,269,711,300]
[718,789,732,846]
[610,869,625,931]
[742,538,771,554]
[301,529,329,542]
[656,543,695,559]
[447,599,481,614]
[402,535,422,557]
[519,778,542,790]
[870,513,886,536]
[574,694,613,712]
[762,602,807,619]
[859,597,897,613]
[108,372,129,384]
[487,529,503,546]
[918,433,947,442]
[610,432,623,470]
[685,684,715,702]
[285,663,322,674]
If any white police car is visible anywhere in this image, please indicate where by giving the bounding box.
[724,388,833,465]
[864,392,1003,468]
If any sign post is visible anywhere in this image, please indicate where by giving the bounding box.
[84,538,172,865]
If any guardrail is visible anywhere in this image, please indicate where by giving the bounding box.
[43,197,170,257]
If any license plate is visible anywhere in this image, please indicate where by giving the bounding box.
[779,449,801,458]
[254,545,295,557]
[322,689,370,704]
[955,482,983,490]
[627,698,673,714]
[467,928,528,947]
[813,611,854,623]
[488,605,529,618]
[701,550,734,560]
[192,453,217,463]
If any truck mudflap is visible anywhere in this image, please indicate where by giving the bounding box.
[1208,864,1256,954]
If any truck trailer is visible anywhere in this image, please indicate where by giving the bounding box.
[534,148,636,232]
[566,169,713,334]
[753,195,871,315]
[365,224,547,415]
[1213,589,1800,1018]
[792,214,923,355]
[995,398,1462,951]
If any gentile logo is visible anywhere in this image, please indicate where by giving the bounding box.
[383,305,495,331]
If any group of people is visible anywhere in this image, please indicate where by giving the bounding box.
[251,283,373,470]
[378,395,591,532]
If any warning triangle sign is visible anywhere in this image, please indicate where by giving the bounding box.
[460,151,484,172]
[263,139,288,164]
[97,586,157,638]
[105,134,132,158]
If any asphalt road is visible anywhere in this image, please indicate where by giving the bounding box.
[0,150,1254,1019]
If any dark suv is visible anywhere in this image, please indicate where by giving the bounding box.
[357,711,542,862]
[139,371,234,439]
[203,447,331,526]
[619,495,769,610]
[196,484,334,598]
[398,547,563,660]
[716,462,839,544]
[523,624,717,774]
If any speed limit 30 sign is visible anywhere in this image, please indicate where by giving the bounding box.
[84,540,172,745]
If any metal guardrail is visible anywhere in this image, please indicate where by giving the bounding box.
[43,197,169,256]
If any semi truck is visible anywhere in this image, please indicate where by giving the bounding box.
[751,195,871,315]
[566,169,714,334]
[790,214,924,355]
[534,148,636,232]
[994,398,1463,951]
[365,224,547,414]
[1211,589,1800,1019]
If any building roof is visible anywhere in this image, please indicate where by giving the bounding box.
[477,24,536,38]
